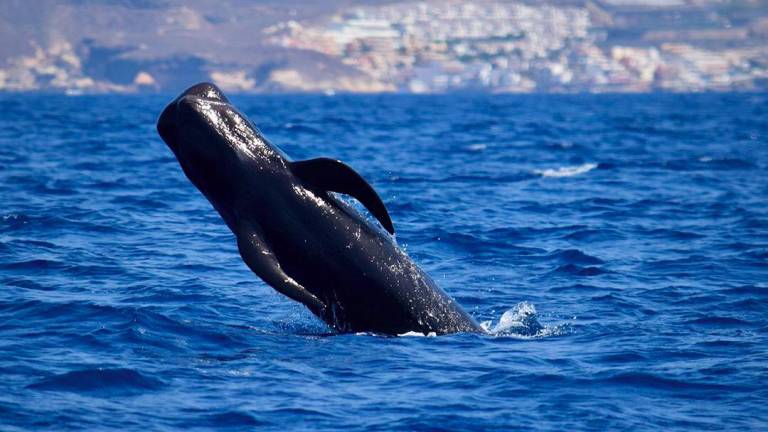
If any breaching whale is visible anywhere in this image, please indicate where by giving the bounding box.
[157,83,483,335]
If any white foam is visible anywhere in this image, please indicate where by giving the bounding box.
[489,301,539,334]
[398,331,437,337]
[466,143,487,152]
[535,163,597,178]
[483,301,569,339]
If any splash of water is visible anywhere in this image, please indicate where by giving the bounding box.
[483,302,566,338]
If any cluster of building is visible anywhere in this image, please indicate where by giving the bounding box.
[265,1,768,93]
[1,0,766,94]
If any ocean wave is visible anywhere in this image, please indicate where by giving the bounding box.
[1,93,766,430]
[595,372,751,392]
[685,316,753,326]
[546,249,604,265]
[192,411,268,427]
[534,162,597,178]
[664,157,756,171]
[552,263,609,277]
[27,368,165,395]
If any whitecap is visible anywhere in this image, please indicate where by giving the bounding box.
[466,143,487,152]
[398,331,437,337]
[534,163,597,178]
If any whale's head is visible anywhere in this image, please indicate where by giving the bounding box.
[157,82,231,156]
[157,83,288,223]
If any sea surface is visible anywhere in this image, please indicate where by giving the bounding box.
[0,92,766,431]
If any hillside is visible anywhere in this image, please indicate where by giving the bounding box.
[1,0,766,93]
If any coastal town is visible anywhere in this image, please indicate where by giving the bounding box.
[264,1,768,93]
[1,0,767,93]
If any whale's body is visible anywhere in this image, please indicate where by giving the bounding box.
[157,83,483,335]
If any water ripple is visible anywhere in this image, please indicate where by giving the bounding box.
[27,368,165,395]
[0,93,765,430]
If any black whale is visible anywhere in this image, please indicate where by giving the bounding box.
[157,83,483,335]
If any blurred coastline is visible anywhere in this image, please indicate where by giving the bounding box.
[1,0,767,95]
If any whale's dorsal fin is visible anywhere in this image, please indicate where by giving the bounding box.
[291,157,395,235]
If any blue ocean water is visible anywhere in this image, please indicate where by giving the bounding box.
[0,92,766,431]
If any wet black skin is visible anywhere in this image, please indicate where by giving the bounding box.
[157,83,483,335]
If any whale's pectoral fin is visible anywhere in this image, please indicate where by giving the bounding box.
[291,157,395,235]
[236,224,326,316]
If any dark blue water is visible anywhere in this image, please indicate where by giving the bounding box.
[1,92,766,430]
